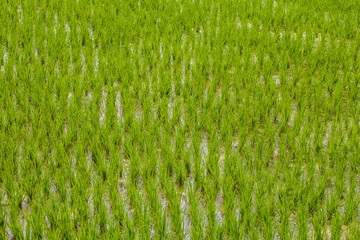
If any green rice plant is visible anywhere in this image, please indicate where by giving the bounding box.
[188,185,204,240]
[297,201,309,240]
[144,178,167,239]
[312,207,326,240]
[163,178,184,240]
[0,192,6,239]
[27,198,45,239]
[342,175,360,226]
[8,204,23,240]
[93,176,108,235]
[278,187,295,240]
[203,179,223,239]
[326,190,341,222]
[330,212,342,240]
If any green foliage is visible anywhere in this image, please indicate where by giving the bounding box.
[0,0,359,238]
